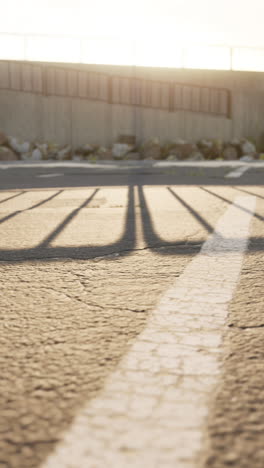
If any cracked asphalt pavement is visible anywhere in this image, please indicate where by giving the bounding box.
[0,161,264,468]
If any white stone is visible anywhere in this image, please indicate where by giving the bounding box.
[32,148,42,160]
[112,143,133,158]
[8,136,31,154]
[240,139,256,155]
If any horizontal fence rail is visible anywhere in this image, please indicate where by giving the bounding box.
[0,60,232,118]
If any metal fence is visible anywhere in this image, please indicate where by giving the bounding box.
[0,60,232,118]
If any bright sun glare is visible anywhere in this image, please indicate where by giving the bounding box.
[0,0,264,71]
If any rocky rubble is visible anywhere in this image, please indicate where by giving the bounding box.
[140,138,162,160]
[0,130,260,162]
[0,146,17,161]
[0,131,8,146]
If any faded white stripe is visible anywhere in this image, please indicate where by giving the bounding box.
[36,173,64,178]
[42,196,256,468]
[225,166,249,178]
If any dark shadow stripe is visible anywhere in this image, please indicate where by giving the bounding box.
[0,185,137,261]
[2,237,264,264]
[0,190,63,226]
[27,190,64,211]
[39,189,99,248]
[167,187,213,233]
[0,191,25,205]
[0,210,21,225]
[200,187,264,222]
[2,184,263,263]
[232,186,264,201]
[137,184,204,256]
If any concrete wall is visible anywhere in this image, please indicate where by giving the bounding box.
[0,62,264,148]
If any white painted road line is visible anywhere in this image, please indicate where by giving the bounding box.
[42,196,256,468]
[1,161,264,169]
[36,173,64,178]
[225,166,249,178]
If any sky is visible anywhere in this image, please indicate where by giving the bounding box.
[1,0,264,45]
[0,0,264,69]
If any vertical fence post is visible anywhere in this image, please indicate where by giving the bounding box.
[42,66,48,97]
[169,83,174,112]
[108,75,113,104]
[227,90,232,119]
[7,61,11,90]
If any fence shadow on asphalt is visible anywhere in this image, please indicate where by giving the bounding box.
[232,186,264,201]
[199,186,264,223]
[0,176,263,468]
[0,190,25,204]
[0,190,64,226]
[0,184,263,263]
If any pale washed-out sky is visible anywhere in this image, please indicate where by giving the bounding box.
[0,0,264,69]
[1,0,264,46]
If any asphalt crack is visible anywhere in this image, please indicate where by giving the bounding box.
[228,324,264,329]
[0,242,202,264]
